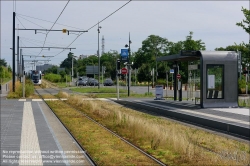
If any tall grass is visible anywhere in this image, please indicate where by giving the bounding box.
[7,78,34,98]
[63,93,250,166]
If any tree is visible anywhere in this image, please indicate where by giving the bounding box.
[0,58,7,67]
[215,43,250,69]
[236,7,250,34]
[43,65,58,74]
[183,31,206,51]
[100,51,120,80]
[133,35,170,83]
[60,52,77,77]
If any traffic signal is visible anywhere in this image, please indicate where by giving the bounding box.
[117,60,121,70]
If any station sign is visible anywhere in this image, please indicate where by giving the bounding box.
[121,49,128,61]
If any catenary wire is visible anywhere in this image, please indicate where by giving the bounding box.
[16,13,85,31]
[17,15,47,29]
[38,0,70,56]
[41,0,70,48]
[16,16,26,29]
[53,0,132,58]
[21,37,67,47]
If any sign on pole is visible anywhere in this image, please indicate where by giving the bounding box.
[177,74,181,79]
[121,49,128,61]
[170,69,174,73]
[121,67,128,74]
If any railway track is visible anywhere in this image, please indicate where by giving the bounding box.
[35,79,250,165]
[35,81,166,166]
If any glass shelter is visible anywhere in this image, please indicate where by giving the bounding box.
[157,51,238,108]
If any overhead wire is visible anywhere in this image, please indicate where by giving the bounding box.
[21,37,66,47]
[17,15,47,29]
[16,16,26,29]
[16,13,85,31]
[38,0,70,56]
[52,0,132,58]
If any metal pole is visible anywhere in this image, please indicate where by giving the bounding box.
[156,56,157,83]
[172,73,173,90]
[12,12,16,92]
[128,32,131,96]
[152,68,154,87]
[102,66,103,86]
[239,52,241,80]
[166,72,168,97]
[72,56,73,86]
[248,68,249,94]
[23,71,25,98]
[20,49,22,82]
[116,61,119,100]
[135,69,136,85]
[17,36,19,78]
[174,61,177,101]
[98,22,100,89]
[125,66,127,89]
[246,67,248,94]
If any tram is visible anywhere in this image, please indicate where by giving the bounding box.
[29,70,42,85]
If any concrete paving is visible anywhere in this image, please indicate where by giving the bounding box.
[0,98,94,166]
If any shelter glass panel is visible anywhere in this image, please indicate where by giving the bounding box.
[206,64,224,99]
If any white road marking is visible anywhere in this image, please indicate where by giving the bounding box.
[44,99,58,101]
[32,99,43,101]
[19,102,43,165]
[18,99,26,101]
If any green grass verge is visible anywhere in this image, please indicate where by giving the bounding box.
[70,87,127,93]
[55,82,70,88]
[86,92,155,98]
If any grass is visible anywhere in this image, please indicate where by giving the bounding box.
[53,92,250,166]
[55,82,70,88]
[7,79,34,99]
[70,87,154,98]
[46,99,159,166]
[85,92,154,98]
[238,99,250,108]
[70,87,127,93]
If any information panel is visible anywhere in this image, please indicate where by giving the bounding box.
[207,75,215,89]
[155,85,163,99]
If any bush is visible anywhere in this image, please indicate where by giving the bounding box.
[238,76,247,94]
[44,73,61,83]
[156,79,166,85]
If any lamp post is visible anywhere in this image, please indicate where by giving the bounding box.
[97,22,102,89]
[125,32,132,96]
[72,55,77,86]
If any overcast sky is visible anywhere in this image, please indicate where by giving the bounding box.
[1,1,249,71]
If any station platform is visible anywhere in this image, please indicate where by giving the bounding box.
[113,98,250,138]
[0,98,93,166]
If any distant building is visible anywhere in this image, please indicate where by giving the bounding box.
[36,64,53,72]
[79,55,88,59]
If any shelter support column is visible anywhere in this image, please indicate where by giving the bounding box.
[174,61,177,101]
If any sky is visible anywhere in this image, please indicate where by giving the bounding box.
[1,1,249,72]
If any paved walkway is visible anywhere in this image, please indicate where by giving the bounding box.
[0,98,94,166]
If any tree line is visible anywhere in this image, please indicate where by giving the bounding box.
[42,7,249,84]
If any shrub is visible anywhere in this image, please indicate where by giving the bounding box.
[44,73,61,83]
[238,76,247,94]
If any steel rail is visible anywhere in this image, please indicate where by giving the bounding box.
[34,87,97,166]
[38,80,167,166]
